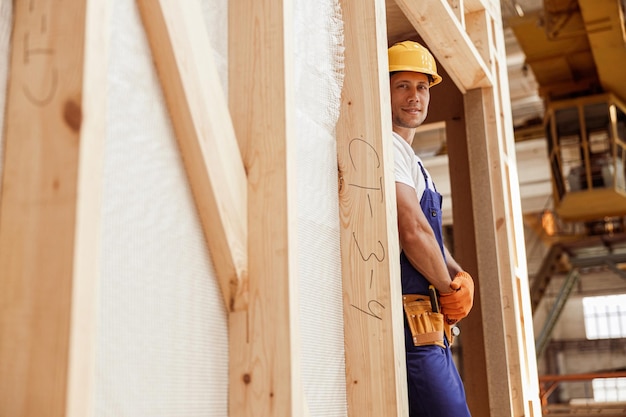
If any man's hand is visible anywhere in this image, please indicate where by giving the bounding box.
[439,271,474,323]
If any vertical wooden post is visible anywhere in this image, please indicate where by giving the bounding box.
[490,3,542,413]
[337,0,408,416]
[228,0,305,416]
[0,1,106,416]
[463,87,514,417]
[66,1,109,416]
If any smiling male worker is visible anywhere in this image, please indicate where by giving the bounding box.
[389,40,475,417]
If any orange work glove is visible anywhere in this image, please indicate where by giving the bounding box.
[439,271,474,323]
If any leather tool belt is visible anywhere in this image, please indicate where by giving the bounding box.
[403,294,454,349]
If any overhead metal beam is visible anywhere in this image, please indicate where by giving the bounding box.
[603,260,626,280]
[530,244,565,313]
[579,0,626,102]
[535,269,580,358]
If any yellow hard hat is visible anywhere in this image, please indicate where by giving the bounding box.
[388,41,442,87]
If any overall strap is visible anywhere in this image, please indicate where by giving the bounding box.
[417,161,437,192]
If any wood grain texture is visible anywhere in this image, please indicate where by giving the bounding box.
[337,0,407,416]
[65,1,109,416]
[228,0,305,416]
[0,2,87,416]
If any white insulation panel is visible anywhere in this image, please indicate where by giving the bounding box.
[95,1,228,416]
[294,0,347,416]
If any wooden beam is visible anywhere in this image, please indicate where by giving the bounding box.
[463,52,541,417]
[463,87,513,417]
[136,0,248,312]
[0,2,97,416]
[492,9,543,415]
[337,1,408,416]
[394,0,492,92]
[66,1,109,416]
[465,9,491,68]
[228,0,305,416]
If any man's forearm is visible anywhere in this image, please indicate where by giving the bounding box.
[402,233,453,294]
[444,246,463,278]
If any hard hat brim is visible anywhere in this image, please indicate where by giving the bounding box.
[388,65,443,87]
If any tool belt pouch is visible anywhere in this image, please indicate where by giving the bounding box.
[403,295,445,349]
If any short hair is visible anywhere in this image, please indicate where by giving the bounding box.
[389,71,434,85]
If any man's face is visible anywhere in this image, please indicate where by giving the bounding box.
[390,71,431,130]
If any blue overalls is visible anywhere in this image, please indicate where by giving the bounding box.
[400,162,472,417]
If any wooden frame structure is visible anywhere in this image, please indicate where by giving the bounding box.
[0,0,540,416]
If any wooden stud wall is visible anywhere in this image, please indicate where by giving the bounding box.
[336,0,408,416]
[0,1,541,416]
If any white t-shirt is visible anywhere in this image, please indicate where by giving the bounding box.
[393,131,432,202]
